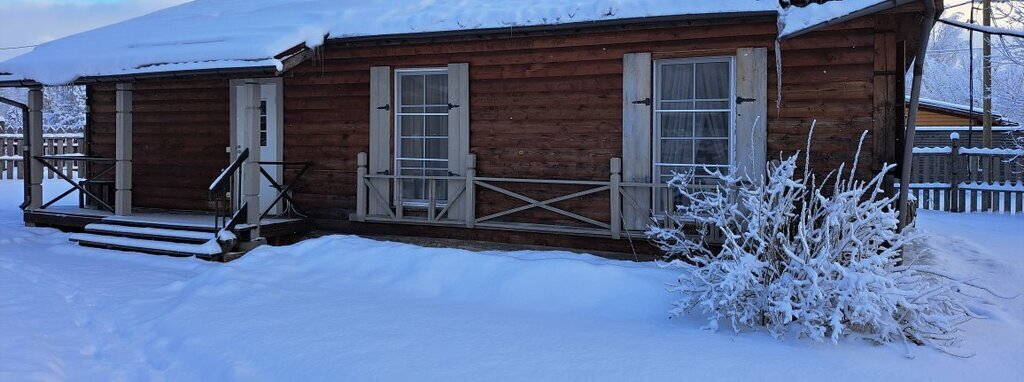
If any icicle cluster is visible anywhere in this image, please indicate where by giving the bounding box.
[648,126,978,355]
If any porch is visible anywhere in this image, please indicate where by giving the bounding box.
[15,80,312,259]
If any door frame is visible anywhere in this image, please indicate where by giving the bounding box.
[229,77,284,213]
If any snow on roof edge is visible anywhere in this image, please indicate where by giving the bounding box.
[0,0,905,86]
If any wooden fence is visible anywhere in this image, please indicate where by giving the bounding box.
[0,133,84,180]
[909,134,1024,214]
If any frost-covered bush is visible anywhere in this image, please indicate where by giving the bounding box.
[649,127,978,356]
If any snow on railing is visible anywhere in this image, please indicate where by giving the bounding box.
[912,147,952,154]
[959,147,1024,156]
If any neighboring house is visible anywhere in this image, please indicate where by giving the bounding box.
[910,97,1020,148]
[0,0,940,258]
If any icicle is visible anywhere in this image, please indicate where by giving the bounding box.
[774,38,783,111]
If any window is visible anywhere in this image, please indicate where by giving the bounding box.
[259,100,267,147]
[653,57,734,185]
[395,68,449,205]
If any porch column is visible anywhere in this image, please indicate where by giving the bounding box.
[115,83,133,216]
[26,86,43,211]
[242,81,262,241]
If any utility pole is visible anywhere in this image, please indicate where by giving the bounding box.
[982,0,993,151]
[981,0,993,210]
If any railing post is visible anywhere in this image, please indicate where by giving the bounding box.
[356,152,367,221]
[465,154,476,228]
[610,157,622,239]
[950,133,961,212]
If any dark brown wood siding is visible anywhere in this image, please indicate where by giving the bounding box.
[87,80,230,211]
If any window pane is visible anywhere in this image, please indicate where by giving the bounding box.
[400,115,424,136]
[694,100,729,110]
[424,74,448,105]
[425,115,447,136]
[659,101,694,110]
[694,112,729,138]
[694,62,729,99]
[660,139,693,164]
[400,138,424,158]
[400,75,424,105]
[695,139,729,165]
[659,113,692,137]
[425,138,448,159]
[400,106,425,113]
[660,63,694,101]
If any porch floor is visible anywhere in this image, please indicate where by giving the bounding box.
[24,206,311,239]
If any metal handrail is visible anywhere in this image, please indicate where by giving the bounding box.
[209,148,248,198]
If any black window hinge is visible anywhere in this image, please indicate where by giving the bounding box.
[736,96,757,105]
[376,104,390,111]
[632,97,652,106]
[447,103,460,110]
[376,169,390,175]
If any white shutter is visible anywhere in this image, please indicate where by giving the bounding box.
[734,48,768,183]
[622,52,652,231]
[446,63,470,220]
[369,66,392,215]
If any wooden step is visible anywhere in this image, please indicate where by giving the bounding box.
[101,215,220,232]
[69,233,223,258]
[84,223,215,244]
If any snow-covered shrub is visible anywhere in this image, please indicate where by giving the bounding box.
[648,126,978,355]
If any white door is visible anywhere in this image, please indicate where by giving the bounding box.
[234,82,282,216]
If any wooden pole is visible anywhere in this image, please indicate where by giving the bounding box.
[610,157,622,239]
[115,83,133,216]
[356,152,367,221]
[465,154,476,228]
[26,87,43,211]
[243,81,262,242]
[950,133,961,212]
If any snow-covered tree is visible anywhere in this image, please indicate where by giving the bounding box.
[920,5,1024,126]
[649,126,983,356]
[0,86,86,133]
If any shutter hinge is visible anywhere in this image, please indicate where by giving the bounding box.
[376,104,390,111]
[447,103,460,110]
[736,96,756,105]
[631,97,652,106]
[377,169,390,175]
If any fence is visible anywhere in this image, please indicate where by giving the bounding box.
[909,133,1024,214]
[354,152,719,240]
[0,133,84,180]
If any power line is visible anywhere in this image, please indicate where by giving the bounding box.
[0,45,36,51]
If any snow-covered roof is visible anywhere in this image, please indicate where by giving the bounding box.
[0,0,904,86]
[912,97,1018,126]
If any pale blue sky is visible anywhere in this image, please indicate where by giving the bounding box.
[0,0,189,61]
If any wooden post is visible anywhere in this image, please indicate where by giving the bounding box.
[356,152,367,221]
[610,157,622,240]
[242,81,262,242]
[465,154,476,228]
[950,133,961,212]
[26,87,43,211]
[115,83,133,216]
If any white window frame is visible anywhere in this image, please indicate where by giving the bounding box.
[393,67,450,207]
[652,56,736,184]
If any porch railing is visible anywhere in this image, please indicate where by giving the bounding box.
[354,152,711,239]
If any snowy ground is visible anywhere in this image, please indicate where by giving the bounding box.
[1,179,1022,381]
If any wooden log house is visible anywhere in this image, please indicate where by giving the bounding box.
[0,0,942,259]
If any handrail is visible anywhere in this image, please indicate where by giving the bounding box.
[209,148,248,198]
